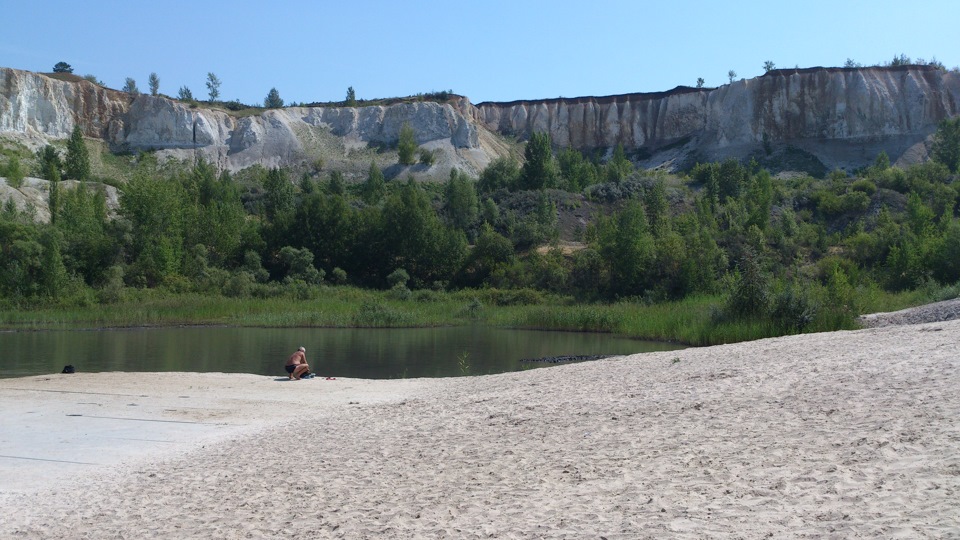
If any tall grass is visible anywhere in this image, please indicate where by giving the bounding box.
[2,283,957,346]
[0,287,480,329]
[488,296,734,346]
[856,281,960,315]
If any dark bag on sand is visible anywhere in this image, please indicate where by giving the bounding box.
[61,365,75,374]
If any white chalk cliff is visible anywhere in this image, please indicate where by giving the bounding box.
[1,65,958,175]
[475,66,960,170]
[0,68,501,178]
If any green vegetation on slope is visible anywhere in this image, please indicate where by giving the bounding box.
[1,120,959,345]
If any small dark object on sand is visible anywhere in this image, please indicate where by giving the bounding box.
[520,354,613,364]
[61,365,76,374]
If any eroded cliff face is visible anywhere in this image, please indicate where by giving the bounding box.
[117,96,489,173]
[475,66,960,170]
[0,70,130,141]
[2,65,958,176]
[0,67,498,178]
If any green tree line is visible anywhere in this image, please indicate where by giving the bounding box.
[2,120,959,336]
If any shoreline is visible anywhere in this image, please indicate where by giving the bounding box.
[1,318,958,537]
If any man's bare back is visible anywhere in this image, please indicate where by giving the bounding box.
[286,350,306,366]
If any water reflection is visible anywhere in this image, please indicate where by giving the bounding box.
[0,326,684,379]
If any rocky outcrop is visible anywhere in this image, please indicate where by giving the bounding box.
[475,66,960,171]
[0,67,498,178]
[0,71,129,143]
[116,97,487,173]
[0,177,120,224]
[2,65,959,176]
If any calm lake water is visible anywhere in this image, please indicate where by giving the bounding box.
[0,326,683,379]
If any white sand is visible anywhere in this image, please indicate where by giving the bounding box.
[1,320,958,538]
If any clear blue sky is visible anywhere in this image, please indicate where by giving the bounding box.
[3,0,958,105]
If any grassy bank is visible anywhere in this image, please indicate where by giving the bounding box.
[2,283,955,346]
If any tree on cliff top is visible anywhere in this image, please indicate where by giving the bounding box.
[206,73,221,102]
[264,88,284,109]
[122,78,139,95]
[762,61,776,73]
[888,54,912,66]
[345,86,357,107]
[148,73,160,96]
[52,62,73,74]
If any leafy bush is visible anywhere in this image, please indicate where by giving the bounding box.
[850,179,877,195]
[97,265,126,303]
[387,268,410,288]
[330,267,348,285]
[471,288,544,306]
[478,158,520,193]
[242,251,270,283]
[418,90,454,102]
[286,280,316,300]
[223,272,255,298]
[412,289,441,303]
[418,147,436,166]
[251,282,287,299]
[279,246,324,284]
[351,300,411,326]
[458,297,484,320]
[814,190,870,216]
[387,283,412,301]
[840,191,871,213]
[871,167,909,193]
[770,283,817,332]
[3,157,25,187]
[222,100,257,112]
[724,253,768,319]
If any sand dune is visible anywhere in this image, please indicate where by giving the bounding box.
[1,318,958,538]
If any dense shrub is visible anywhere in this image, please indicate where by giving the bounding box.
[352,300,411,326]
[724,253,768,319]
[769,283,817,332]
[330,267,348,285]
[471,288,544,306]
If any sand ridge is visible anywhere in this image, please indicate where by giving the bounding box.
[1,320,958,538]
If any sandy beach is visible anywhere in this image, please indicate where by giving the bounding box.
[1,316,958,538]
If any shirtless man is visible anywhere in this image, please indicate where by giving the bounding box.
[285,346,311,380]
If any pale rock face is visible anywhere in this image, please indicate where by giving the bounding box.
[1,66,958,176]
[297,101,478,149]
[475,66,960,170]
[0,70,128,141]
[0,177,120,224]
[0,68,492,177]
